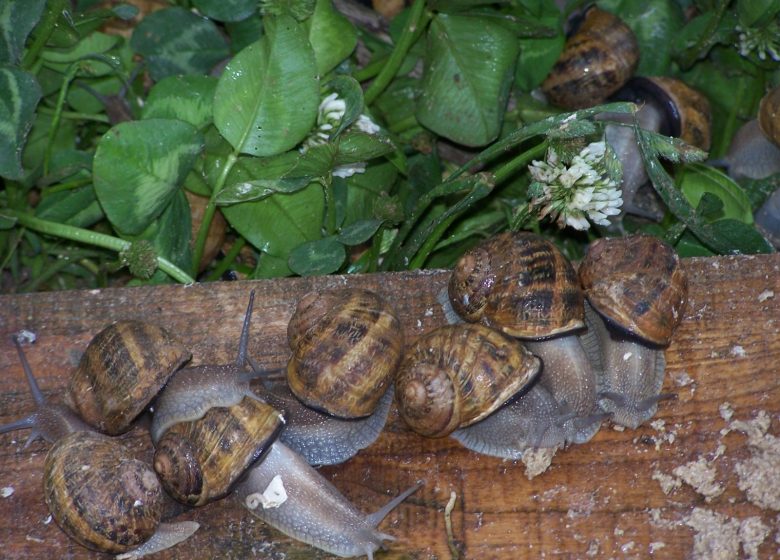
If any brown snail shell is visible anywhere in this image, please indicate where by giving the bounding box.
[448,231,584,339]
[66,321,191,435]
[395,323,541,438]
[612,76,712,150]
[541,7,639,109]
[759,85,780,148]
[287,288,404,419]
[153,395,284,507]
[44,431,164,553]
[578,234,688,346]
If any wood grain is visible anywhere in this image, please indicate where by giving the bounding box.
[1,254,779,559]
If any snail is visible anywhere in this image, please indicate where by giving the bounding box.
[394,322,541,438]
[448,231,605,445]
[721,86,780,248]
[602,76,712,220]
[65,320,191,435]
[259,288,404,465]
[0,332,198,557]
[148,290,422,557]
[578,234,688,428]
[541,6,639,110]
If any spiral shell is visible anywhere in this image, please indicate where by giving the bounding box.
[448,231,584,339]
[613,76,712,150]
[395,323,541,438]
[541,7,639,109]
[578,234,688,346]
[153,396,284,507]
[44,431,163,553]
[287,288,404,419]
[759,85,780,148]
[65,321,190,435]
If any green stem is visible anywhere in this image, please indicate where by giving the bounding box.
[324,178,338,236]
[191,152,238,276]
[493,141,548,185]
[2,210,195,284]
[37,106,110,123]
[22,0,69,70]
[353,55,387,82]
[41,177,92,195]
[675,0,729,70]
[44,63,80,177]
[363,0,428,106]
[205,237,247,282]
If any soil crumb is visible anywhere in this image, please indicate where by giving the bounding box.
[522,447,557,479]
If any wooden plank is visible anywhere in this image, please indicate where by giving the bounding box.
[0,254,779,559]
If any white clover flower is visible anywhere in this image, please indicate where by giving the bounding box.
[354,114,380,134]
[528,141,623,231]
[333,162,367,178]
[736,23,780,61]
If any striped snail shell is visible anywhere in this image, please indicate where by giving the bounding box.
[287,288,404,419]
[578,234,688,347]
[448,231,584,339]
[153,396,284,506]
[395,323,541,438]
[759,85,780,148]
[44,431,164,553]
[65,321,190,435]
[541,7,639,109]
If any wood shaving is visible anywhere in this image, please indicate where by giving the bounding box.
[731,412,780,511]
[521,447,557,479]
[719,402,734,422]
[649,541,666,553]
[758,289,774,302]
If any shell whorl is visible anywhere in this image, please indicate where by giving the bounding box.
[44,431,163,553]
[287,288,404,419]
[153,396,285,507]
[449,231,584,339]
[65,321,190,435]
[395,323,541,438]
[579,234,688,346]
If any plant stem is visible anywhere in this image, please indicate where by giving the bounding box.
[492,141,548,185]
[44,63,80,177]
[205,237,247,282]
[37,106,110,123]
[363,0,428,106]
[675,0,729,70]
[2,209,195,284]
[22,0,69,70]
[191,151,238,277]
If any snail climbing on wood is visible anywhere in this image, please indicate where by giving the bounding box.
[578,234,688,428]
[149,290,421,558]
[447,231,605,446]
[0,331,198,558]
[260,288,404,465]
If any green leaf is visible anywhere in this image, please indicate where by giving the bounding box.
[40,31,119,64]
[0,66,41,180]
[221,182,325,273]
[707,219,775,254]
[513,4,564,92]
[337,219,383,245]
[225,14,264,53]
[678,163,754,223]
[192,0,257,22]
[639,129,709,163]
[217,176,312,204]
[0,212,16,229]
[142,75,218,130]
[93,119,204,235]
[694,191,725,221]
[213,16,319,157]
[335,130,395,165]
[326,75,364,138]
[737,0,780,26]
[133,189,193,281]
[306,0,357,75]
[0,0,46,64]
[36,185,103,228]
[130,7,230,81]
[416,13,519,147]
[288,236,345,275]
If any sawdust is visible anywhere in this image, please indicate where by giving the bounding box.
[738,517,771,560]
[730,411,780,511]
[686,508,741,560]
[672,457,724,501]
[651,471,681,495]
[521,447,557,479]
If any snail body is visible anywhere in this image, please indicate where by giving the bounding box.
[579,235,688,428]
[1,335,197,556]
[394,323,541,438]
[541,7,639,109]
[235,441,421,560]
[150,291,422,556]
